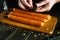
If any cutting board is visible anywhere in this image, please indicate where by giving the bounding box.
[0,11,58,34]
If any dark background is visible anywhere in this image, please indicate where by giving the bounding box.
[0,0,4,12]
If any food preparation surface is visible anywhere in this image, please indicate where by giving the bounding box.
[0,11,58,34]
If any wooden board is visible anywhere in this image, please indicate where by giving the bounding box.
[0,12,58,34]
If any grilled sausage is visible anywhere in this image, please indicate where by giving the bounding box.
[8,14,44,27]
[10,12,48,22]
[13,8,51,20]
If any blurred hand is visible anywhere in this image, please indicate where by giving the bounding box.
[35,0,57,12]
[18,0,33,10]
[18,0,58,12]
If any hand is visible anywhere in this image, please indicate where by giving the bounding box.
[35,0,57,12]
[18,0,33,10]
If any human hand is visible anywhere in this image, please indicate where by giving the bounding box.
[18,0,33,10]
[18,0,59,12]
[35,0,57,12]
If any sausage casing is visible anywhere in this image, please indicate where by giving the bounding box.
[13,8,51,20]
[8,14,44,27]
[10,12,48,22]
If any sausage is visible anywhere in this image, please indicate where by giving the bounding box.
[8,14,44,27]
[10,12,48,22]
[13,8,51,20]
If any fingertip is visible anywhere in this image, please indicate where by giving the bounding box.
[35,10,41,12]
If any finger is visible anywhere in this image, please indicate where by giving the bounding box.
[21,0,32,7]
[36,3,49,12]
[36,8,48,12]
[29,0,33,7]
[36,1,48,7]
[18,0,26,10]
[48,0,55,11]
